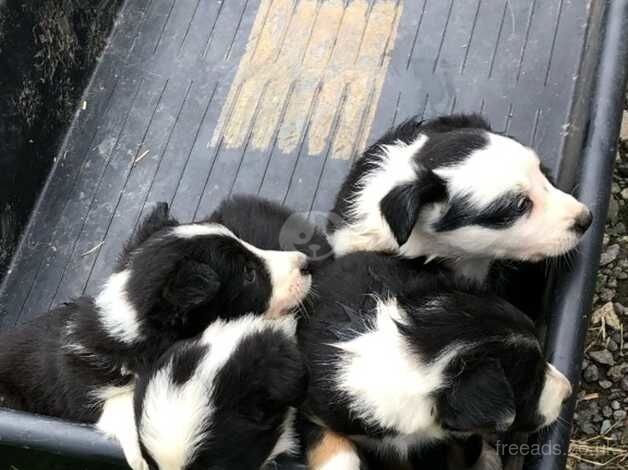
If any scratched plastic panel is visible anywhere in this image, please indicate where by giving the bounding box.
[0,0,591,326]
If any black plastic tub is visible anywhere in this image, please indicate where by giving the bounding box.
[0,1,627,469]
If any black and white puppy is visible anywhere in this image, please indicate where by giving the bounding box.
[134,313,306,470]
[328,114,592,283]
[0,203,311,467]
[298,252,572,470]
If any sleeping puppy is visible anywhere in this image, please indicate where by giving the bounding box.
[298,252,572,470]
[327,114,592,284]
[134,313,306,470]
[0,202,311,467]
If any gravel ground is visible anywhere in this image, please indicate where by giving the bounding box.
[568,101,628,469]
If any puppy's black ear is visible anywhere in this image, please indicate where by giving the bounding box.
[380,170,446,246]
[439,359,515,433]
[163,260,221,311]
[118,202,179,270]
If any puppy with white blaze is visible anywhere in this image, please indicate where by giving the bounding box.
[134,314,306,470]
[0,202,311,469]
[298,252,572,470]
[327,114,593,283]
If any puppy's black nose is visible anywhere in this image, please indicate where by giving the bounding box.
[300,259,313,275]
[572,209,593,235]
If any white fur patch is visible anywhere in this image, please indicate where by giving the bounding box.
[333,297,450,441]
[240,240,311,317]
[199,313,297,351]
[265,407,299,463]
[433,133,535,207]
[139,314,298,470]
[537,363,572,428]
[96,384,147,470]
[172,223,235,239]
[140,363,211,470]
[95,270,142,344]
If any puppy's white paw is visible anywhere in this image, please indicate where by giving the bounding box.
[95,385,146,470]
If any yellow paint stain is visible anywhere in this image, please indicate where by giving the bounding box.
[276,78,319,152]
[303,0,345,68]
[331,1,401,159]
[308,77,346,155]
[251,79,293,150]
[328,0,369,66]
[251,0,318,151]
[249,0,295,66]
[358,0,400,68]
[211,0,402,160]
[330,76,372,158]
[224,78,269,147]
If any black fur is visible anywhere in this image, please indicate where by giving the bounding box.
[0,300,131,422]
[435,191,532,232]
[169,342,208,386]
[417,114,491,134]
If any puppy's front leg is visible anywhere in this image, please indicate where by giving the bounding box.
[95,386,148,470]
[307,429,362,470]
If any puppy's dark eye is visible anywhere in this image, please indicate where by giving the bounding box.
[244,265,256,284]
[515,196,532,213]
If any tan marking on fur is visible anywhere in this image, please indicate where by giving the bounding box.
[307,430,356,469]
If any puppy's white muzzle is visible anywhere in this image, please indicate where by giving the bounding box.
[253,249,312,318]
